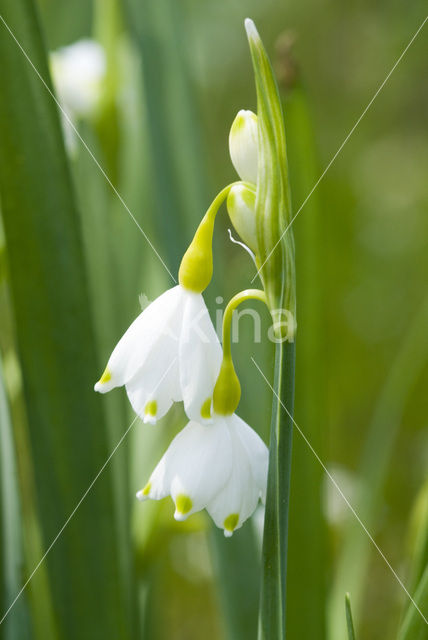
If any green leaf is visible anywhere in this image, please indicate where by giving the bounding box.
[286,83,327,640]
[345,593,356,640]
[397,567,428,640]
[0,357,31,640]
[406,478,428,594]
[0,0,134,637]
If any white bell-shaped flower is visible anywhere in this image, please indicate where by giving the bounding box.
[137,413,268,537]
[229,109,259,184]
[94,285,222,424]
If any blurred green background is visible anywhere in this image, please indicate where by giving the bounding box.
[0,0,427,639]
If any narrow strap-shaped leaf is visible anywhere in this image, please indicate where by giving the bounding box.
[0,357,31,640]
[345,593,356,640]
[0,0,133,637]
[286,83,327,640]
[397,567,428,640]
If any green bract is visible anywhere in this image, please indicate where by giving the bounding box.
[245,19,296,341]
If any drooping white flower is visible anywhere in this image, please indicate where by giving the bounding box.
[137,413,268,537]
[229,109,259,184]
[94,285,222,424]
[50,39,106,118]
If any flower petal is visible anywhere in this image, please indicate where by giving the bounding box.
[179,293,222,423]
[138,419,233,520]
[94,285,184,393]
[207,414,268,536]
[125,351,179,424]
[230,413,269,502]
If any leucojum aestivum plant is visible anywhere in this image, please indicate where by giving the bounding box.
[94,19,295,638]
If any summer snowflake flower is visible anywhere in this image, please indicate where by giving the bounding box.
[94,285,222,424]
[137,413,268,537]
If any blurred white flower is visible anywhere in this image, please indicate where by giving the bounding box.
[94,285,222,424]
[229,109,258,184]
[50,39,106,118]
[137,413,268,537]
[324,464,358,526]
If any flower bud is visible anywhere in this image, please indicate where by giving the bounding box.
[226,183,258,253]
[229,110,258,184]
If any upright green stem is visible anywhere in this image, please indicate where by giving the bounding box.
[259,339,296,638]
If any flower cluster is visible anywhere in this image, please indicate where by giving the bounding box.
[95,107,269,537]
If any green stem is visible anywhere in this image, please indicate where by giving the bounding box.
[259,339,296,639]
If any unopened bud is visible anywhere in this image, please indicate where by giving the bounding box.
[227,184,258,253]
[229,110,258,184]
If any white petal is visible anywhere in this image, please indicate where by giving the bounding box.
[125,351,179,424]
[140,419,233,520]
[179,293,222,423]
[94,285,184,393]
[207,414,268,536]
[231,414,269,502]
[229,110,258,184]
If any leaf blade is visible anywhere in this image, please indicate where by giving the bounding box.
[345,593,356,640]
[0,0,134,637]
